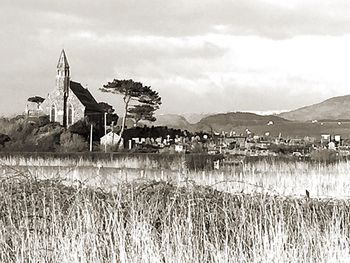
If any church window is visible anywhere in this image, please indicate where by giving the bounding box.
[50,104,56,122]
[67,104,74,126]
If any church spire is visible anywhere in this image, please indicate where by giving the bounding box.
[57,49,69,69]
[56,49,70,128]
[56,49,70,94]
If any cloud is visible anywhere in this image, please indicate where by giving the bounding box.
[1,1,350,116]
[4,0,350,38]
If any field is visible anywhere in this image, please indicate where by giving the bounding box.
[1,154,350,262]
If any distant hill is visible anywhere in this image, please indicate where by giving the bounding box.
[150,112,290,133]
[153,114,191,130]
[279,95,350,122]
[141,111,350,138]
[192,111,350,138]
[181,113,211,124]
[194,112,289,132]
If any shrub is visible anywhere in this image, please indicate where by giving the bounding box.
[98,143,121,152]
[191,141,204,153]
[69,119,101,141]
[60,131,88,152]
[0,133,10,147]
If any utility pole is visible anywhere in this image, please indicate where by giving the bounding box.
[90,124,93,152]
[104,112,107,136]
[111,121,115,147]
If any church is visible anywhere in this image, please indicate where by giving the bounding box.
[27,50,104,128]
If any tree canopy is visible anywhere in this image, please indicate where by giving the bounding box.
[98,102,119,125]
[28,96,45,105]
[98,102,115,114]
[100,79,161,143]
[127,104,156,124]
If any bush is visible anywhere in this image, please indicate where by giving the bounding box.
[0,133,10,147]
[60,131,88,152]
[69,119,101,141]
[98,143,121,152]
[191,141,204,153]
[269,143,310,155]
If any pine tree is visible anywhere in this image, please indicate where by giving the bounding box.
[100,79,161,144]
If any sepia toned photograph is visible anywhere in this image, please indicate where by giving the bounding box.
[1,0,350,262]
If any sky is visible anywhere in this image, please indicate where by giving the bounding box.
[2,0,350,116]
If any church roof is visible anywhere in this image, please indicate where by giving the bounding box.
[70,81,103,112]
[57,49,69,69]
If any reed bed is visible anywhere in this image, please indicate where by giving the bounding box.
[1,155,350,261]
[0,176,349,262]
[2,156,350,198]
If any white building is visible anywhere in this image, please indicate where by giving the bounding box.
[100,132,123,146]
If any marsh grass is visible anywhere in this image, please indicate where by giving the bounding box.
[1,155,350,261]
[2,155,350,198]
[0,175,350,262]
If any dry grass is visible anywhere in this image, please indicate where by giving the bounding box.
[1,155,350,198]
[1,156,350,262]
[0,175,350,262]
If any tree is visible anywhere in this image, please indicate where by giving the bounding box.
[69,118,100,140]
[100,79,161,144]
[60,131,88,152]
[127,104,156,125]
[98,102,115,114]
[28,96,45,108]
[98,102,119,125]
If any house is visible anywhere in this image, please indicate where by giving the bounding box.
[224,136,247,149]
[321,134,331,148]
[29,50,104,128]
[100,131,123,146]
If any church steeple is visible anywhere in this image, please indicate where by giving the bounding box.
[56,49,70,128]
[56,49,70,93]
[57,49,69,70]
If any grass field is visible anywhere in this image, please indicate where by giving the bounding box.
[1,156,350,262]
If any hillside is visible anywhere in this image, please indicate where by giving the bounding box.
[153,114,191,130]
[182,113,211,124]
[194,112,289,131]
[279,95,350,122]
[193,112,350,138]
[149,111,350,138]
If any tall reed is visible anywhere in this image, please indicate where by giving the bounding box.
[0,177,349,262]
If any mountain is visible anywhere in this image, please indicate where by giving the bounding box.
[148,111,350,137]
[181,113,211,124]
[194,112,289,132]
[279,95,350,122]
[153,114,191,130]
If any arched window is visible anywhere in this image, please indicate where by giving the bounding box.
[50,104,56,122]
[67,104,74,126]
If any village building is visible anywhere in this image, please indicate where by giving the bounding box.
[27,50,104,128]
[100,131,123,147]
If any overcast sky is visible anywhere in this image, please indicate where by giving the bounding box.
[2,0,350,116]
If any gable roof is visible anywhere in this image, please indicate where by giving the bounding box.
[70,81,103,112]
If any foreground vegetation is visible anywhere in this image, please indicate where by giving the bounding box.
[0,175,350,262]
[1,154,350,198]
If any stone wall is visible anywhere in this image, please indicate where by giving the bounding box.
[67,90,85,124]
[40,87,85,126]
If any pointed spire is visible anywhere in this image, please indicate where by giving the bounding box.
[57,49,69,69]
